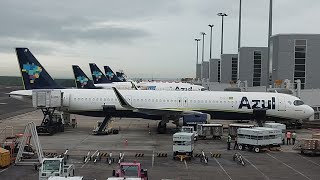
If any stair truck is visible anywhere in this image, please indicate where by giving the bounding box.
[237,127,282,153]
[173,132,194,160]
[197,123,223,140]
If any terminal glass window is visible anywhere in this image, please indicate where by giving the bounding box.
[253,51,262,86]
[294,39,307,89]
[231,57,238,82]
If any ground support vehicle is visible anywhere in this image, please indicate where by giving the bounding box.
[300,139,320,156]
[180,126,198,140]
[48,177,83,180]
[264,123,286,144]
[237,127,282,153]
[39,157,76,180]
[110,162,148,180]
[172,132,194,161]
[228,124,255,138]
[32,90,64,135]
[197,124,223,139]
[176,114,210,127]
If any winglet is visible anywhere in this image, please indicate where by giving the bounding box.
[112,87,134,109]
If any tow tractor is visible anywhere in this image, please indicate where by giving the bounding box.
[173,132,194,161]
[39,156,76,180]
[108,161,148,180]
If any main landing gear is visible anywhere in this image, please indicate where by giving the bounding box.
[157,116,169,134]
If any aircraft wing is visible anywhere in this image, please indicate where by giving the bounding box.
[112,87,203,116]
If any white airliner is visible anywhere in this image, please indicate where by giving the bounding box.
[9,48,314,133]
[136,81,205,91]
[92,63,205,91]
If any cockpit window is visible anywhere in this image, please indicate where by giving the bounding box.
[293,100,304,106]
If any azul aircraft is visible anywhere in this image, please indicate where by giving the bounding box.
[94,63,205,91]
[9,48,314,133]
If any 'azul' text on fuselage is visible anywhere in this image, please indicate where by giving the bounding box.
[238,97,276,109]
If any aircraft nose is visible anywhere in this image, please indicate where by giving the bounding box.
[305,106,314,118]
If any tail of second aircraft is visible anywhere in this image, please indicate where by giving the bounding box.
[15,47,63,90]
[116,72,127,82]
[89,63,112,84]
[104,66,122,82]
[72,65,98,89]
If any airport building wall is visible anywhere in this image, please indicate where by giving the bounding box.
[239,47,268,87]
[201,61,209,80]
[209,58,220,82]
[271,34,320,89]
[220,54,238,84]
[196,64,201,80]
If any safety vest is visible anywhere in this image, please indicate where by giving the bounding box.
[292,133,297,139]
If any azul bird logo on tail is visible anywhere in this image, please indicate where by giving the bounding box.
[76,76,89,88]
[92,71,102,81]
[22,63,42,83]
[106,71,114,80]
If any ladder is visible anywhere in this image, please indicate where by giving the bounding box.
[15,122,44,165]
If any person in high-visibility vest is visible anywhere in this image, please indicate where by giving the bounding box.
[292,131,297,145]
[227,134,232,150]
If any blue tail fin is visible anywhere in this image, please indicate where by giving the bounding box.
[89,63,112,84]
[72,65,98,89]
[104,66,122,82]
[116,72,127,82]
[15,47,63,90]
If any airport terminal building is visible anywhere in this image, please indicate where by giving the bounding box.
[238,47,268,87]
[270,34,320,89]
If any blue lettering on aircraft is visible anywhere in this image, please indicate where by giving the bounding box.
[147,86,156,90]
[238,96,276,109]
[175,86,193,91]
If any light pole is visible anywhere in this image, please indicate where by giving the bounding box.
[194,39,201,65]
[238,0,242,51]
[208,25,214,59]
[200,32,206,63]
[200,32,206,80]
[217,13,227,55]
[268,0,273,86]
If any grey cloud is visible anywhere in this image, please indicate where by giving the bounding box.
[0,0,183,52]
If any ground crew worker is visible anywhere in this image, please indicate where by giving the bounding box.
[227,134,232,150]
[292,131,297,145]
[286,131,292,145]
[234,135,238,150]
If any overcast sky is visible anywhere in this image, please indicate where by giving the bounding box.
[0,0,320,79]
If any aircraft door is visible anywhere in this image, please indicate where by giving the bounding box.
[177,97,182,107]
[183,97,188,107]
[64,92,70,107]
[278,97,286,111]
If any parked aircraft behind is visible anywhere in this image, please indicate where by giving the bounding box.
[9,48,314,133]
[89,63,136,90]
